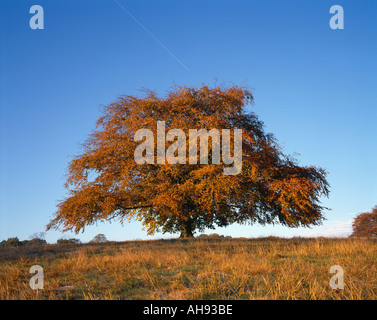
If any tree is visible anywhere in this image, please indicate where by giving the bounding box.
[47,84,329,238]
[29,232,46,241]
[351,206,377,237]
[27,232,47,246]
[90,234,108,243]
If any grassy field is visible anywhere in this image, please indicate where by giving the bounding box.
[0,237,376,300]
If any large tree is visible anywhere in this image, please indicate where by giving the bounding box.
[351,206,377,237]
[47,85,329,238]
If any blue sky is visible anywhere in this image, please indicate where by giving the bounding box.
[0,0,376,243]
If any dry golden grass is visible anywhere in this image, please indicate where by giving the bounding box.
[0,237,376,300]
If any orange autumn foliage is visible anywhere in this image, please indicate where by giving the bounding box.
[351,206,377,237]
[47,84,329,237]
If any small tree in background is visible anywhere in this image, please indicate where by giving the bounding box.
[27,232,47,246]
[351,206,377,237]
[29,232,46,241]
[90,234,108,243]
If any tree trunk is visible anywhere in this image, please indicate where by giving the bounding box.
[179,219,194,238]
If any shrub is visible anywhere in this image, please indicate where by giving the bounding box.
[3,237,21,247]
[57,238,81,245]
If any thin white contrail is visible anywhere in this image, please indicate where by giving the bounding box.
[113,0,190,72]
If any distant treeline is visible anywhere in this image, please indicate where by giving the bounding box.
[0,233,233,247]
[0,237,81,247]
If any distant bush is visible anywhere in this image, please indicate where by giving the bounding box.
[23,238,47,246]
[0,236,48,247]
[57,238,81,245]
[196,233,231,239]
[196,234,208,238]
[2,237,21,247]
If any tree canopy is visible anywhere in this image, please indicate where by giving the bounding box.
[47,84,329,238]
[351,206,377,237]
[90,234,108,243]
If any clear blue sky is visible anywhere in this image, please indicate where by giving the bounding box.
[1,0,376,243]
